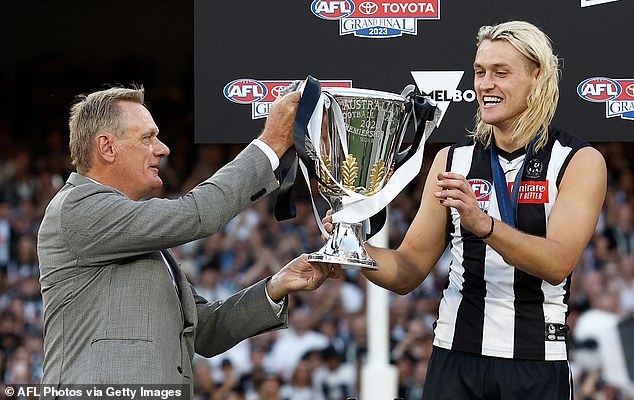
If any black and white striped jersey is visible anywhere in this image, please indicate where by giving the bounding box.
[433,127,589,361]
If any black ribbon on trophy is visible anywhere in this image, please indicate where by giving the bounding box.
[274,75,441,269]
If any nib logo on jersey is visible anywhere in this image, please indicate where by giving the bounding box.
[310,0,440,38]
[577,77,634,121]
[223,78,352,119]
[410,71,476,126]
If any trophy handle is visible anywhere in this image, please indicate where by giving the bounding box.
[293,75,324,183]
[395,92,437,169]
[400,84,417,98]
[274,75,329,222]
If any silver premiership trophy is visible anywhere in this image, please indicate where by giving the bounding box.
[278,76,441,269]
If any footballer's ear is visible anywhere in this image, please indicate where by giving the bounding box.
[530,63,540,84]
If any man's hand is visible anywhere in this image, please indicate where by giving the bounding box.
[434,171,492,237]
[258,90,301,158]
[321,209,334,238]
[266,254,341,302]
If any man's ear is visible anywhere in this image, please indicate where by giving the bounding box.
[96,133,116,163]
[532,67,540,84]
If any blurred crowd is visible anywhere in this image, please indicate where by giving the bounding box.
[1,56,633,400]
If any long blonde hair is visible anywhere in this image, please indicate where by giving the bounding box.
[471,21,560,151]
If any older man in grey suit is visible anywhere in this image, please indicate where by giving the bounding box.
[37,85,337,393]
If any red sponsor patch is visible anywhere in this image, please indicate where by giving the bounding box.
[508,180,549,204]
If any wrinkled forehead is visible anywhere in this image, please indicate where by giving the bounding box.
[117,100,159,135]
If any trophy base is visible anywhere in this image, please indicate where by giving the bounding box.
[308,253,378,270]
[307,221,379,270]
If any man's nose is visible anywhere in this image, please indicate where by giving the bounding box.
[479,73,495,90]
[155,138,170,157]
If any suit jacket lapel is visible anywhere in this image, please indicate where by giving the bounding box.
[160,249,197,329]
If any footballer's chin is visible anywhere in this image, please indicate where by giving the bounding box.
[479,111,498,125]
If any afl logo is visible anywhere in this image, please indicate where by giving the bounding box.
[311,0,355,20]
[468,179,492,200]
[577,77,622,103]
[223,79,268,104]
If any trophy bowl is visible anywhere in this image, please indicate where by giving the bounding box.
[307,87,424,269]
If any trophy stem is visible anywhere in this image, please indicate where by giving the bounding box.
[308,221,378,270]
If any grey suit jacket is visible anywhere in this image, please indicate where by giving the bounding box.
[37,144,288,387]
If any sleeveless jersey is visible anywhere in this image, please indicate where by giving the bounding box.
[433,127,589,361]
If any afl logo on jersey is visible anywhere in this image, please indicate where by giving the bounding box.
[468,178,492,212]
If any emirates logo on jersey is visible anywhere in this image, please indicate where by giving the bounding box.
[508,180,549,204]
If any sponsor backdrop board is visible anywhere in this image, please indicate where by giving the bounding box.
[195,0,633,143]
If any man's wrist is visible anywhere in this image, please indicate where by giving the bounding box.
[251,138,280,170]
[265,276,286,318]
[477,215,495,240]
[265,274,286,303]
